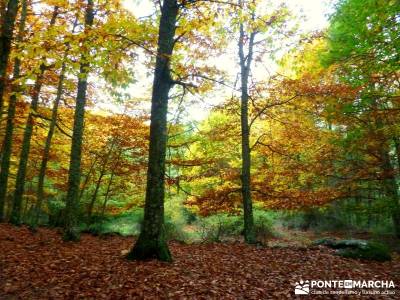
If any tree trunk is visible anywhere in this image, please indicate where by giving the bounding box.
[101,148,122,218]
[79,157,98,201]
[393,138,400,170]
[10,7,59,225]
[238,20,256,244]
[87,169,105,221]
[63,0,94,241]
[393,138,400,237]
[0,1,7,29]
[101,171,115,217]
[32,50,66,229]
[372,100,400,237]
[0,0,19,115]
[0,0,26,221]
[10,64,45,225]
[87,140,115,221]
[126,0,178,262]
[381,148,400,237]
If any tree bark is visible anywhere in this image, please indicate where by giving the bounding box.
[0,1,7,29]
[126,0,178,262]
[381,147,400,237]
[32,51,66,229]
[63,0,94,241]
[238,19,256,244]
[10,7,59,225]
[371,99,400,237]
[87,140,115,221]
[79,156,98,201]
[101,148,123,218]
[101,170,115,217]
[0,0,26,221]
[10,64,45,225]
[87,168,106,221]
[391,138,400,237]
[0,0,19,116]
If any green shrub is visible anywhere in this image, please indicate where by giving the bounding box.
[336,241,391,262]
[185,210,197,224]
[48,198,66,227]
[81,209,143,236]
[194,210,276,243]
[196,214,242,242]
[314,237,392,262]
[281,209,350,232]
[82,223,105,236]
[253,211,275,242]
[164,216,188,242]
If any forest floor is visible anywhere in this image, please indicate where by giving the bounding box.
[1,224,399,299]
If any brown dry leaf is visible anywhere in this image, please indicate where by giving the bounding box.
[0,224,399,299]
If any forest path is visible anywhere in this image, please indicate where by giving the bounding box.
[0,224,399,299]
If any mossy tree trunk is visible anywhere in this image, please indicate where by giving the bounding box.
[238,17,256,244]
[63,0,94,241]
[0,0,19,115]
[0,0,26,222]
[126,0,178,262]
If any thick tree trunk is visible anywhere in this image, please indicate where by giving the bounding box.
[63,0,94,241]
[0,0,26,221]
[238,22,256,244]
[127,0,178,262]
[32,54,66,229]
[0,0,19,115]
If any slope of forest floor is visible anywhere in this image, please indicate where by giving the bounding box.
[0,224,399,299]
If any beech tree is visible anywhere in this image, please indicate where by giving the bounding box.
[234,0,292,243]
[0,0,397,265]
[126,0,179,262]
[63,0,95,241]
[238,1,257,243]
